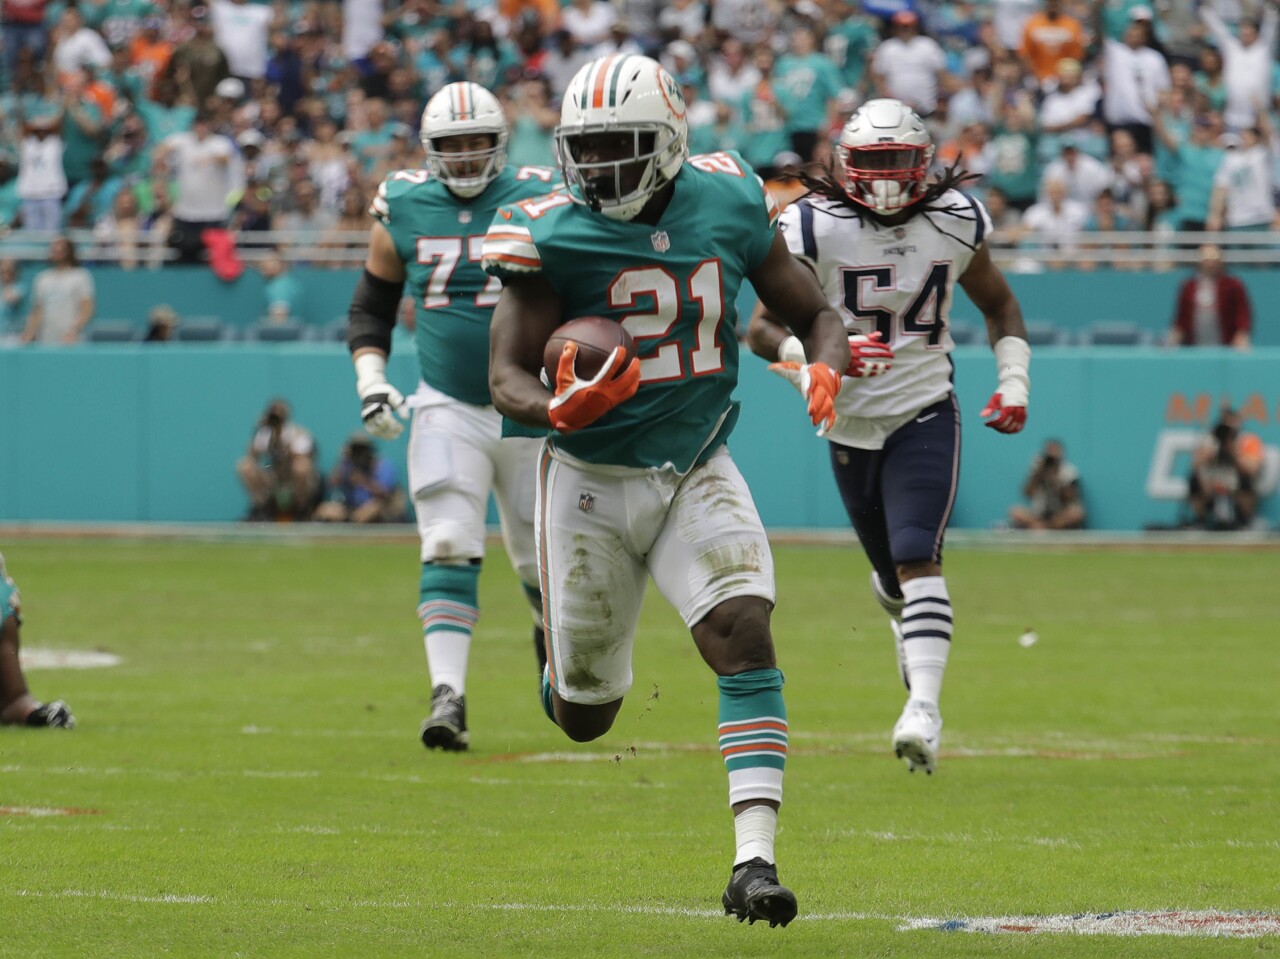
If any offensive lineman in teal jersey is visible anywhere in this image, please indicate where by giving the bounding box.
[0,552,75,728]
[344,81,558,753]
[483,55,849,927]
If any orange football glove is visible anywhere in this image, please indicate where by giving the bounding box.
[768,360,841,432]
[547,342,641,433]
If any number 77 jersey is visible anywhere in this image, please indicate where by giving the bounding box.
[482,150,781,473]
[779,189,993,430]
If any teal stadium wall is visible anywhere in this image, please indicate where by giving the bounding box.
[2,339,1278,530]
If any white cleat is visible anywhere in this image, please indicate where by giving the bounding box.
[869,570,904,621]
[892,700,942,775]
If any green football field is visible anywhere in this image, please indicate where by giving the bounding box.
[2,536,1278,958]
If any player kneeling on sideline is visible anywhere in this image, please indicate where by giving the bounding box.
[1,553,75,728]
[345,82,559,752]
[749,98,1031,775]
[484,54,849,928]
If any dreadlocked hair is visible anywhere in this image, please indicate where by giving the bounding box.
[794,157,980,222]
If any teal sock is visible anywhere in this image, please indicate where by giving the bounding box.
[540,664,557,726]
[717,669,787,806]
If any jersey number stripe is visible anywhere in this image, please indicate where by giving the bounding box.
[608,260,726,383]
[415,236,503,309]
[839,262,952,347]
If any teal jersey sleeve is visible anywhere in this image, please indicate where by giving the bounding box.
[372,164,559,406]
[0,559,19,628]
[484,151,781,473]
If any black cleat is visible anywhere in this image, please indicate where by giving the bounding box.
[722,857,798,928]
[26,700,75,729]
[420,685,468,751]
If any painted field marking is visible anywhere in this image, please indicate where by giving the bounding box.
[903,912,1280,937]
[12,889,211,904]
[0,806,101,817]
[19,649,122,670]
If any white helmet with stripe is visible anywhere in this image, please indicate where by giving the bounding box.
[837,98,934,215]
[555,55,688,221]
[419,81,508,198]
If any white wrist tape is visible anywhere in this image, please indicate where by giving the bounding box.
[778,335,807,365]
[993,336,1030,408]
[354,351,389,396]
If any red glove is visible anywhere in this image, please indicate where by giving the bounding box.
[980,392,1027,434]
[847,331,894,377]
[769,361,841,432]
[547,343,640,433]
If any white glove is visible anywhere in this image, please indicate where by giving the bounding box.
[354,352,406,440]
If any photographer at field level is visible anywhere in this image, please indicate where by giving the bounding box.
[313,434,406,524]
[1187,407,1264,530]
[235,399,322,521]
[1009,439,1086,530]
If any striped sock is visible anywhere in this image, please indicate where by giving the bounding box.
[718,669,787,807]
[418,563,480,695]
[900,576,952,707]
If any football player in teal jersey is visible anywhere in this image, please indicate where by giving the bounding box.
[344,81,559,753]
[483,55,849,927]
[1,552,75,729]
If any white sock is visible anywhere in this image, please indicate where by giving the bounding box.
[424,629,470,695]
[900,576,952,707]
[734,805,778,865]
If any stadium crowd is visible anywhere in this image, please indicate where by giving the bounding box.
[2,0,1279,267]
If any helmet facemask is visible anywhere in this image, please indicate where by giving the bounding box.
[555,122,683,221]
[422,130,507,198]
[838,142,933,214]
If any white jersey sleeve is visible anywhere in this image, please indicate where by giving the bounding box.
[798,190,995,448]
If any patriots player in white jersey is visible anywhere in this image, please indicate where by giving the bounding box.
[749,99,1031,775]
[345,82,559,752]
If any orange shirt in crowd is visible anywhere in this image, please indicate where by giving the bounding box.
[129,36,174,97]
[1019,13,1086,82]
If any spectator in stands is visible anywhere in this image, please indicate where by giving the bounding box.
[774,26,842,161]
[168,6,231,108]
[1,551,75,729]
[1018,0,1086,85]
[143,303,180,341]
[49,6,110,83]
[504,74,558,168]
[1008,439,1086,530]
[711,0,776,45]
[259,250,301,323]
[707,36,761,110]
[235,398,321,521]
[658,0,707,42]
[1022,175,1089,266]
[985,98,1040,210]
[211,0,275,83]
[2,0,50,80]
[1081,188,1138,270]
[1168,244,1252,349]
[1095,5,1169,155]
[1153,102,1224,231]
[92,188,152,270]
[1041,141,1112,205]
[1038,58,1101,161]
[1206,124,1278,236]
[63,157,120,231]
[1200,3,1277,132]
[1187,406,1264,530]
[20,236,94,345]
[313,434,406,524]
[736,46,789,177]
[156,108,241,263]
[872,11,949,118]
[15,115,66,231]
[541,28,591,99]
[0,258,27,341]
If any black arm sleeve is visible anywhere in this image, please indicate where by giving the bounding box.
[346,269,405,356]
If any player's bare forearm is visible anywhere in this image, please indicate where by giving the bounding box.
[749,233,848,370]
[959,245,1027,345]
[745,300,791,361]
[488,275,560,429]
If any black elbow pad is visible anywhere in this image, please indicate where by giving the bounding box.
[347,269,405,355]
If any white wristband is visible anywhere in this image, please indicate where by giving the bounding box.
[993,335,1030,408]
[778,335,807,365]
[354,351,389,395]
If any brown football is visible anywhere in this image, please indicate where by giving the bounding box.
[543,316,638,382]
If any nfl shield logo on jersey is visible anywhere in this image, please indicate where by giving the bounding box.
[578,492,595,513]
[650,231,671,253]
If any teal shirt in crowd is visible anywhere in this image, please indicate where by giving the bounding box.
[773,53,841,133]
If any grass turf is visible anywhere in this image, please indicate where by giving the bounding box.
[2,538,1278,958]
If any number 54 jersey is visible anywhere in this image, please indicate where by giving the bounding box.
[779,189,993,448]
[483,151,780,474]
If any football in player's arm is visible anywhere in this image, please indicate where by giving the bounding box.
[747,98,1031,776]
[344,81,560,753]
[483,55,848,929]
